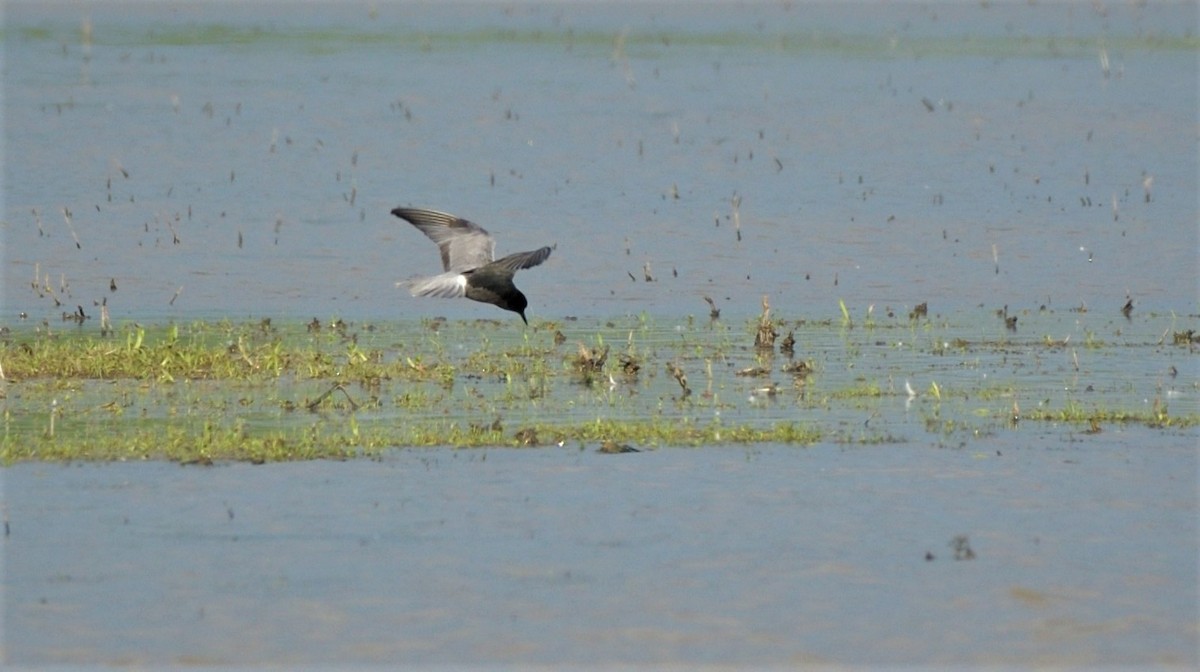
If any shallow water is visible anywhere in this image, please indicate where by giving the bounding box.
[5,442,1197,666]
[2,1,1198,667]
[3,1,1197,323]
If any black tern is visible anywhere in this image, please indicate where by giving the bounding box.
[391,207,554,324]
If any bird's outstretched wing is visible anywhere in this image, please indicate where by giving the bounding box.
[392,207,495,272]
[487,245,555,273]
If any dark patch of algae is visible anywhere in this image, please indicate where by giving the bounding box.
[0,312,1195,464]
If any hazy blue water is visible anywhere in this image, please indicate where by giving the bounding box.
[5,441,1197,666]
[2,2,1198,667]
[3,1,1196,323]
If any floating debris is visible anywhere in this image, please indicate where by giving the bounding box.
[951,535,976,561]
[782,360,813,378]
[306,383,358,412]
[63,305,87,325]
[513,427,539,446]
[618,353,641,376]
[574,343,609,373]
[1004,312,1018,332]
[780,330,795,356]
[666,360,690,396]
[469,417,503,435]
[1172,330,1198,345]
[754,295,777,349]
[749,383,779,400]
[735,366,770,377]
[598,439,639,454]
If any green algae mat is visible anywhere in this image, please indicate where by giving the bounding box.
[2,307,1196,463]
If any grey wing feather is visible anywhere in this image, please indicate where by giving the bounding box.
[391,207,495,272]
[488,245,555,273]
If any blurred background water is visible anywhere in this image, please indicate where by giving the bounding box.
[4,1,1196,323]
[6,440,1198,667]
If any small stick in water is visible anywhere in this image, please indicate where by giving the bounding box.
[307,383,359,412]
[732,192,742,242]
[62,207,81,249]
[703,296,720,320]
[100,297,111,336]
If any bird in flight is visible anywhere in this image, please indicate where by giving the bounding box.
[392,207,554,324]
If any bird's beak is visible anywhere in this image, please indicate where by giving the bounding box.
[520,311,528,325]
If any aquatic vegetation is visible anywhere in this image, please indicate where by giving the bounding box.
[0,312,1195,463]
[12,19,1196,59]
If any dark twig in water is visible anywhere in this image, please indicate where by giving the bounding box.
[307,383,359,412]
[1000,305,1017,332]
[731,192,742,242]
[62,207,82,249]
[780,330,795,356]
[666,360,690,396]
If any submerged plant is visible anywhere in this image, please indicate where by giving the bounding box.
[0,314,1194,463]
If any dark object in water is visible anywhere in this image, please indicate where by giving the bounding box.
[598,440,639,454]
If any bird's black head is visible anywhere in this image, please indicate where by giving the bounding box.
[509,291,529,324]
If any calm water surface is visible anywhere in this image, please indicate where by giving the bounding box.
[5,442,1197,667]
[2,1,1198,667]
[3,1,1196,322]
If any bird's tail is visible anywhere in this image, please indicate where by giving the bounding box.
[397,272,467,298]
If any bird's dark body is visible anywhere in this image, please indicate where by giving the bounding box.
[462,264,526,315]
[391,207,552,323]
